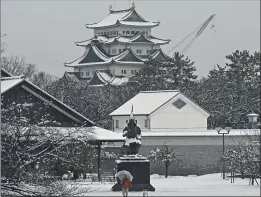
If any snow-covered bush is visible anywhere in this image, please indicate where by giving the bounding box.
[148,144,177,178]
[1,101,94,196]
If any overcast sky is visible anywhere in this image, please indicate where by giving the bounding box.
[1,0,260,78]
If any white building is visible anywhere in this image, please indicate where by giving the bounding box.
[109,90,210,132]
[64,2,170,86]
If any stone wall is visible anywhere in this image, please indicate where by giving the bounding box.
[96,134,251,175]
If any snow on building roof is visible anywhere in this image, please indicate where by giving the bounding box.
[64,44,112,67]
[1,68,13,77]
[85,8,159,29]
[75,34,169,47]
[110,90,180,116]
[1,76,95,125]
[150,49,169,60]
[88,69,132,86]
[1,76,24,94]
[141,129,260,137]
[114,48,144,62]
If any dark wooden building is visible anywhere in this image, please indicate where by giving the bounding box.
[1,69,94,127]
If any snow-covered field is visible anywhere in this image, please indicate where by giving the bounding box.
[79,174,260,196]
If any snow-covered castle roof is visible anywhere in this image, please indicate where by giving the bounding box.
[85,8,160,29]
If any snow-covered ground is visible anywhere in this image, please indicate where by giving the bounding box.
[78,173,260,196]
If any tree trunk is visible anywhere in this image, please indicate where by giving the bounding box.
[165,162,169,178]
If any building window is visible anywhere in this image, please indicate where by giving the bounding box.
[86,71,90,76]
[131,31,135,34]
[142,31,145,34]
[123,31,125,34]
[114,31,116,35]
[101,32,104,35]
[112,70,115,74]
[126,31,130,34]
[121,70,127,74]
[92,71,95,76]
[110,31,113,35]
[145,119,148,128]
[173,99,187,109]
[115,120,119,128]
[108,49,111,54]
[119,49,122,53]
[136,31,140,34]
[117,31,119,34]
[146,31,148,35]
[136,49,142,54]
[81,72,83,76]
[126,120,128,124]
[147,50,150,54]
[112,49,116,54]
[131,70,137,75]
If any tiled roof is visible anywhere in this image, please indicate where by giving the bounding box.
[75,34,170,47]
[85,8,159,29]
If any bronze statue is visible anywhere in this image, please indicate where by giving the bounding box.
[122,106,141,155]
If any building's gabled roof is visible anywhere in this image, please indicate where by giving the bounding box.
[130,33,153,43]
[150,49,169,60]
[109,90,210,116]
[75,34,170,47]
[1,75,95,126]
[64,44,112,67]
[110,90,180,115]
[1,68,13,77]
[85,8,160,29]
[88,69,131,87]
[114,48,144,63]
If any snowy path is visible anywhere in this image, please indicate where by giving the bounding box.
[79,174,260,196]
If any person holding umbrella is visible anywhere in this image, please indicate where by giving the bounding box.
[121,174,132,197]
[117,170,133,197]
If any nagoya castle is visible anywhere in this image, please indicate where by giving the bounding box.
[64,2,170,86]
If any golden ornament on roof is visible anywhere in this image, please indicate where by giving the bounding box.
[132,1,135,9]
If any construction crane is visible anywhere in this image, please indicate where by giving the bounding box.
[167,14,216,55]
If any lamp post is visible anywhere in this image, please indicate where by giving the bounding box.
[215,127,232,179]
[247,113,259,129]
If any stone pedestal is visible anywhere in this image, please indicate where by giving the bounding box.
[112,155,155,192]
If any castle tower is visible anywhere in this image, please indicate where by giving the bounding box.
[64,4,170,86]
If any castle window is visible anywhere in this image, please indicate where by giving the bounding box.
[131,31,135,34]
[173,99,187,109]
[123,31,125,34]
[147,50,150,54]
[92,71,95,76]
[108,49,111,54]
[119,49,122,53]
[136,31,140,34]
[86,71,90,76]
[126,31,130,34]
[146,31,148,35]
[115,120,119,128]
[101,32,104,35]
[145,119,149,127]
[117,31,119,34]
[81,72,83,76]
[114,31,116,35]
[121,70,127,74]
[136,49,142,54]
[126,120,128,124]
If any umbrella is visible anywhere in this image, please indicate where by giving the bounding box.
[116,170,133,181]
